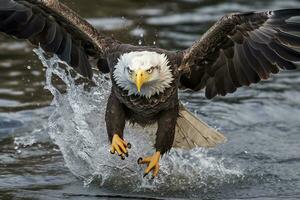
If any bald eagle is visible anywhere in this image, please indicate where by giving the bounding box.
[1,0,300,177]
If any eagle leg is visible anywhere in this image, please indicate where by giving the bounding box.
[105,92,129,159]
[138,151,161,178]
[110,134,131,160]
[137,106,178,177]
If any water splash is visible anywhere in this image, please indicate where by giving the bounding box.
[32,47,243,197]
[138,39,142,46]
[138,31,144,45]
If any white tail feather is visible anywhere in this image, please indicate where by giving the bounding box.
[173,104,226,149]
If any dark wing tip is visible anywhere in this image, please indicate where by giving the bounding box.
[271,9,300,18]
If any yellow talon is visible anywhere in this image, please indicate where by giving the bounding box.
[110,134,130,159]
[138,151,161,178]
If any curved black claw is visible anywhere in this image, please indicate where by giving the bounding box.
[137,157,143,164]
[121,154,125,160]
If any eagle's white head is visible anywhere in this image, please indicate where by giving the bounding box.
[113,51,174,98]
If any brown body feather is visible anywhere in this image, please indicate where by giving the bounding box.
[105,44,183,154]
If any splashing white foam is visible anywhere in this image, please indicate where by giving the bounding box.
[31,47,243,196]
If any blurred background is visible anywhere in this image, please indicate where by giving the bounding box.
[0,0,300,199]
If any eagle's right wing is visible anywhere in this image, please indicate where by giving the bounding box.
[0,0,115,78]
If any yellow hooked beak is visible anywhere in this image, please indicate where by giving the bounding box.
[135,69,149,92]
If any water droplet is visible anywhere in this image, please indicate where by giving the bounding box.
[138,40,142,45]
[27,65,31,70]
[16,149,22,154]
[153,41,156,45]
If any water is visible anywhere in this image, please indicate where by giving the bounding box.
[0,0,300,199]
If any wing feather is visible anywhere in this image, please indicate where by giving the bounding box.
[227,59,241,87]
[0,0,113,78]
[180,9,300,98]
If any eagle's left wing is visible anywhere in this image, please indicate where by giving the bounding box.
[179,9,300,99]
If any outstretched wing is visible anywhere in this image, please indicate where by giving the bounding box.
[180,9,300,99]
[0,0,114,78]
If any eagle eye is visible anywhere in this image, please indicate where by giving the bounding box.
[146,66,155,74]
[127,67,133,74]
